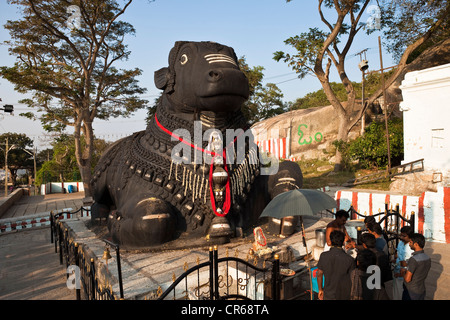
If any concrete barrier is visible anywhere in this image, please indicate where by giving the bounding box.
[0,188,27,219]
[0,207,86,234]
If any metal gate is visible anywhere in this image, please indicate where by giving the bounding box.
[349,203,415,260]
[157,246,281,300]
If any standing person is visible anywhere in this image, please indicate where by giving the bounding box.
[364,215,376,228]
[367,222,388,255]
[317,230,355,300]
[403,233,431,300]
[324,210,355,252]
[359,232,391,300]
[350,249,377,300]
[393,226,414,300]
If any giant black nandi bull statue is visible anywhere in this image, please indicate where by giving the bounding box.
[91,41,303,248]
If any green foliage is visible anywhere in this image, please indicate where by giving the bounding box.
[238,57,287,124]
[0,133,35,185]
[36,134,111,185]
[376,0,450,63]
[344,118,404,169]
[1,0,148,130]
[289,69,396,110]
[1,0,146,195]
[273,27,327,79]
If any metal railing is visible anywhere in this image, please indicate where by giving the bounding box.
[156,246,281,300]
[49,207,305,301]
[50,207,121,300]
[348,203,415,261]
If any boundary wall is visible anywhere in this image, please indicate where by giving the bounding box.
[336,187,450,243]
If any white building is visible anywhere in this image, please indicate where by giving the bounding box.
[400,63,450,184]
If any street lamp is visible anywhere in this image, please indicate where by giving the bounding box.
[1,105,14,113]
[0,137,17,197]
[22,147,37,196]
[358,59,369,135]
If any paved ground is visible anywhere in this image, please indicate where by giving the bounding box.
[0,192,84,219]
[0,192,84,300]
[0,227,75,300]
[0,191,449,300]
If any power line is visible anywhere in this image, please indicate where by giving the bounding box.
[265,72,297,80]
[274,77,300,85]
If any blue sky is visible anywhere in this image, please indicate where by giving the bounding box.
[0,0,394,149]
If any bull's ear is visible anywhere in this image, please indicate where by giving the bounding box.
[154,67,169,90]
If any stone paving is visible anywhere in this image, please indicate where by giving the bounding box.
[0,227,74,300]
[0,192,84,219]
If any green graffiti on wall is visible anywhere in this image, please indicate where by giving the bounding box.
[297,124,323,145]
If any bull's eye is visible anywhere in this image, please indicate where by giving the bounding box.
[180,54,188,65]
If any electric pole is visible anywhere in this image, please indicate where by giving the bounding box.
[378,36,392,172]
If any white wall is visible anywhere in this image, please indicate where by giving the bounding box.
[336,187,450,244]
[400,63,450,173]
[40,182,84,195]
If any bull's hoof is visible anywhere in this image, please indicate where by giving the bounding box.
[91,202,109,225]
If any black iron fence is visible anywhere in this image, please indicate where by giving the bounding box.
[50,207,284,300]
[349,203,415,261]
[50,207,119,300]
[50,202,417,300]
[156,246,281,300]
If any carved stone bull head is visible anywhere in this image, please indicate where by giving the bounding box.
[154,41,249,114]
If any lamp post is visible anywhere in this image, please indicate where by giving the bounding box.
[1,138,17,197]
[22,147,37,195]
[358,58,369,135]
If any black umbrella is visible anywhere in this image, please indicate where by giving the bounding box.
[259,189,337,219]
[259,188,337,300]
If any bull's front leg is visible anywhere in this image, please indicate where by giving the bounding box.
[107,196,177,247]
[267,160,303,198]
[266,160,303,236]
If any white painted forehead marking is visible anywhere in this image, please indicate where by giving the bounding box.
[204,53,238,67]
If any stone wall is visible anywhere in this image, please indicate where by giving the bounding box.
[0,188,26,219]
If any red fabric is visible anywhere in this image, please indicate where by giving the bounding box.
[155,114,239,217]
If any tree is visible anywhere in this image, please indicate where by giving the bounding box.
[274,0,374,171]
[1,0,148,197]
[238,57,287,125]
[362,0,450,110]
[274,0,448,171]
[0,133,35,186]
[36,134,111,186]
[289,70,395,110]
[377,0,450,63]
